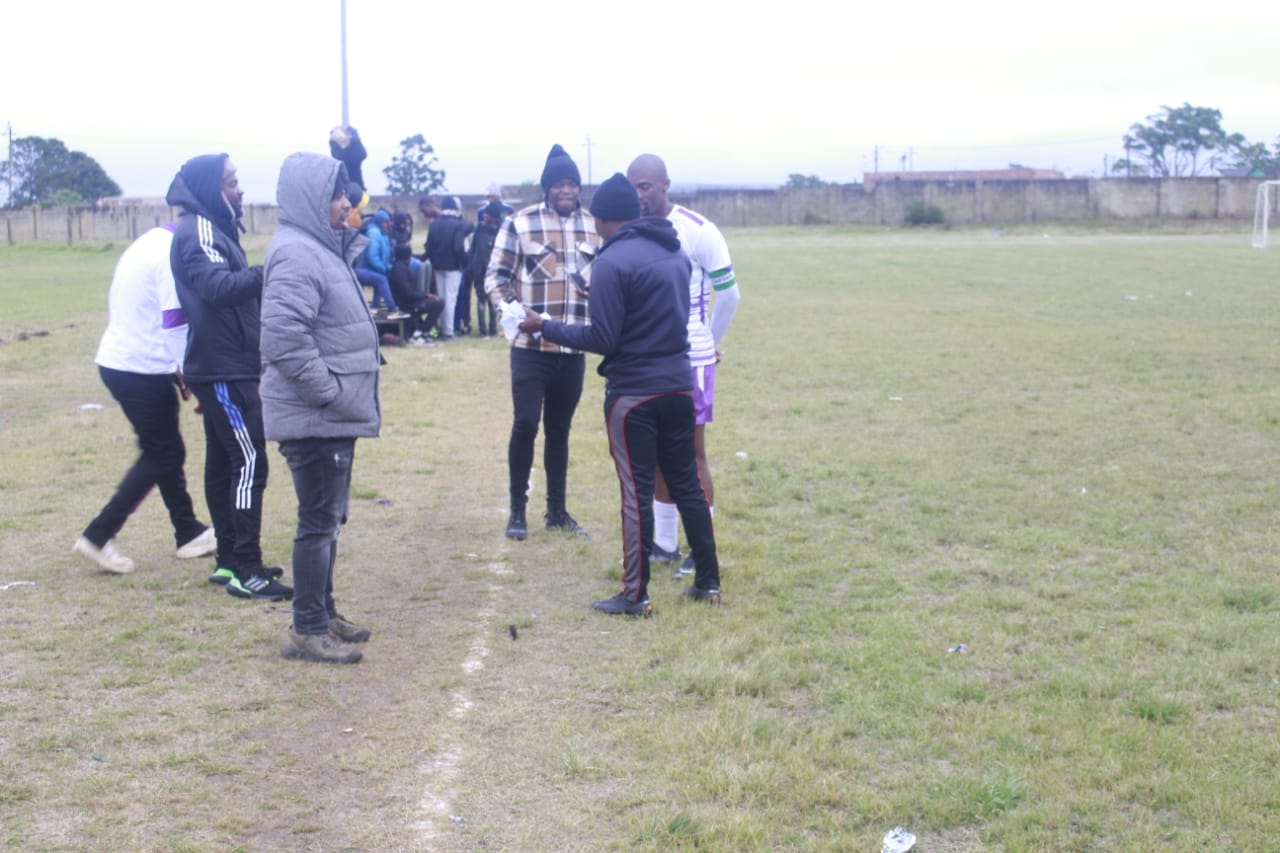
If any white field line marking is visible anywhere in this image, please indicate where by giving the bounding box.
[415,584,502,841]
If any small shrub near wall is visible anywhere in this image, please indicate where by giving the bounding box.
[905,202,944,226]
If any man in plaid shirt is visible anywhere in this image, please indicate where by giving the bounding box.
[485,144,602,541]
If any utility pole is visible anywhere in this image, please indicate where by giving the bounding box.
[339,0,349,125]
[585,135,593,186]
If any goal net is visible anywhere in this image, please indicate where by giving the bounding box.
[1252,180,1280,248]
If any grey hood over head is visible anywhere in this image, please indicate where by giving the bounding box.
[275,152,363,265]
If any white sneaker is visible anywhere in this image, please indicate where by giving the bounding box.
[72,536,135,574]
[175,527,217,559]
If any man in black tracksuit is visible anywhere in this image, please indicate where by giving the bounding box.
[519,173,721,615]
[166,153,291,601]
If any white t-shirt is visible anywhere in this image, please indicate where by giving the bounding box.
[667,205,737,368]
[95,227,188,375]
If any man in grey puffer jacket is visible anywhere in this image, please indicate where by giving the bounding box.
[262,152,382,664]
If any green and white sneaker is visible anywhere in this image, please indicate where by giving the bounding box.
[207,566,235,585]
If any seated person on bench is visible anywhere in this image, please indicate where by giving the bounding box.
[389,243,443,344]
[355,210,397,312]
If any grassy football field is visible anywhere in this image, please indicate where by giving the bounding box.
[1,223,1278,851]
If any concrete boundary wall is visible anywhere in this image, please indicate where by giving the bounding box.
[2,179,1270,244]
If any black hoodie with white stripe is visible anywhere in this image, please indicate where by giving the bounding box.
[165,154,264,383]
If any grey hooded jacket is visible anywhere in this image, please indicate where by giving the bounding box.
[261,153,381,442]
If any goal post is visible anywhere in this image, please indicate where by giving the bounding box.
[1252,180,1280,248]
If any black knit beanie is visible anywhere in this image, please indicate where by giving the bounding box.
[540,144,581,192]
[588,173,641,222]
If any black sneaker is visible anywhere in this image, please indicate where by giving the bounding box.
[546,509,590,539]
[682,585,720,605]
[591,594,652,617]
[506,507,528,541]
[672,553,696,579]
[650,542,682,563]
[263,565,285,580]
[227,573,293,602]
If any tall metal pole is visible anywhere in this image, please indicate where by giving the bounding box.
[340,0,349,125]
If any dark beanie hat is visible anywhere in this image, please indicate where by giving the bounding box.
[589,172,641,222]
[540,144,581,192]
[482,200,505,220]
[441,195,459,210]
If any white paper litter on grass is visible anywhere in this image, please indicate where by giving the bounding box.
[881,826,917,853]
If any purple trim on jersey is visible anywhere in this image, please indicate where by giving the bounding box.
[693,283,710,326]
[161,222,177,233]
[162,308,187,330]
[673,207,706,226]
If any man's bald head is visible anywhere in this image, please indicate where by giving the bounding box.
[626,153,672,218]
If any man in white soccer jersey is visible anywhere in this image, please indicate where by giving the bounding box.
[626,154,742,578]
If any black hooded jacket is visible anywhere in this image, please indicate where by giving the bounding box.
[538,216,692,396]
[166,154,264,383]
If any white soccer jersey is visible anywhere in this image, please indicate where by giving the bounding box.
[667,205,737,367]
[95,227,188,375]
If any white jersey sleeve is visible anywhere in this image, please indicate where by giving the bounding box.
[668,205,737,367]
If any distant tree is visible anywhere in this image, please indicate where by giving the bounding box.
[1008,163,1029,170]
[1122,103,1244,177]
[1226,138,1280,176]
[1,136,121,208]
[382,134,447,195]
[784,173,836,189]
[1109,158,1149,178]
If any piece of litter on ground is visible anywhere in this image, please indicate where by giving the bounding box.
[1123,295,1138,301]
[888,396,903,402]
[342,727,354,734]
[948,644,969,654]
[735,451,748,459]
[77,403,104,411]
[1080,487,1088,495]
[449,815,464,823]
[882,825,917,853]
[375,498,392,506]
[508,624,518,640]
[1184,291,1193,297]
[0,581,36,591]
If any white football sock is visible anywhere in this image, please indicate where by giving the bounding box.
[653,500,679,551]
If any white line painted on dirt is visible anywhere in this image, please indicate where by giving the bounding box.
[416,581,504,842]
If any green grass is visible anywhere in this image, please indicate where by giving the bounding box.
[1,224,1279,850]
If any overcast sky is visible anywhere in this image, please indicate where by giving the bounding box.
[5,0,1276,202]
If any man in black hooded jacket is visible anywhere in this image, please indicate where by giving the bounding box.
[166,154,291,602]
[519,173,721,616]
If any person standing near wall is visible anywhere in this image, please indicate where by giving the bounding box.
[485,144,600,540]
[72,223,217,574]
[425,196,473,339]
[626,154,741,578]
[166,154,291,602]
[262,153,380,664]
